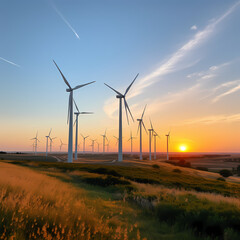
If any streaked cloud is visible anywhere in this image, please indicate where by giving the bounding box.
[212,79,240,102]
[183,113,240,125]
[129,1,240,99]
[0,56,20,67]
[52,3,80,39]
[191,25,197,30]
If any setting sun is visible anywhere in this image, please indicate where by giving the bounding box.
[179,145,187,152]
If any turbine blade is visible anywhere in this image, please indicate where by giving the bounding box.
[142,121,148,134]
[124,99,129,125]
[86,136,89,139]
[80,112,94,114]
[141,104,147,119]
[150,118,153,130]
[124,73,139,96]
[73,99,80,113]
[53,60,72,90]
[124,98,134,122]
[72,81,96,91]
[104,83,123,96]
[49,128,52,136]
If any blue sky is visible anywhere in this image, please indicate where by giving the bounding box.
[1,0,240,152]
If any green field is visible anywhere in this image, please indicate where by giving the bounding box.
[0,158,240,240]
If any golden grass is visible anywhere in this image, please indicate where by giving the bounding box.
[0,162,144,240]
[132,181,240,209]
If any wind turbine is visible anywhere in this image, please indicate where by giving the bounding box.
[53,60,95,163]
[148,119,154,161]
[96,141,101,152]
[137,105,147,160]
[128,131,136,154]
[45,128,52,157]
[59,139,67,151]
[166,132,170,161]
[81,134,89,153]
[113,136,119,146]
[73,100,93,160]
[104,73,139,161]
[101,129,108,153]
[90,139,96,152]
[150,121,160,160]
[50,136,57,152]
[30,131,40,155]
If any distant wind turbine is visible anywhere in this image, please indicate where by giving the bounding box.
[30,131,40,155]
[90,139,96,152]
[104,73,139,161]
[128,131,136,154]
[53,60,95,163]
[81,134,89,153]
[50,136,57,152]
[150,121,160,160]
[96,141,101,152]
[74,99,93,160]
[101,129,108,153]
[59,139,67,151]
[166,132,170,161]
[45,128,52,157]
[137,105,147,160]
[148,119,155,161]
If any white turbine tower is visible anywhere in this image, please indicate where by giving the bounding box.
[30,131,40,155]
[81,134,89,153]
[137,105,147,160]
[53,60,95,163]
[128,131,136,154]
[73,100,93,160]
[59,139,66,151]
[101,129,108,153]
[45,128,52,157]
[104,73,139,161]
[166,132,170,161]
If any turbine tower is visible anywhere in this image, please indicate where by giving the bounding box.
[59,139,66,151]
[101,129,108,153]
[53,60,95,163]
[128,131,136,154]
[81,134,89,153]
[166,132,170,161]
[137,105,147,160]
[104,73,139,161]
[45,128,52,157]
[74,100,93,160]
[150,121,160,160]
[30,131,40,155]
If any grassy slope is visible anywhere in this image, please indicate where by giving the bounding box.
[1,160,240,239]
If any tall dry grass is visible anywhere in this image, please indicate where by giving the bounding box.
[0,162,144,240]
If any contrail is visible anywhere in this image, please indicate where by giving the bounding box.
[52,4,80,39]
[0,56,20,67]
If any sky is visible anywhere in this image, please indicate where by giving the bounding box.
[1,0,240,153]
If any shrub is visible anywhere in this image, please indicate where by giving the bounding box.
[219,169,232,178]
[173,169,181,173]
[152,164,160,169]
[196,167,208,171]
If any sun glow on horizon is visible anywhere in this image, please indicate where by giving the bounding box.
[179,145,187,152]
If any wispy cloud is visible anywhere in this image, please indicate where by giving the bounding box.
[0,56,20,67]
[130,1,240,99]
[191,25,197,30]
[183,113,240,125]
[212,79,240,102]
[52,3,80,39]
